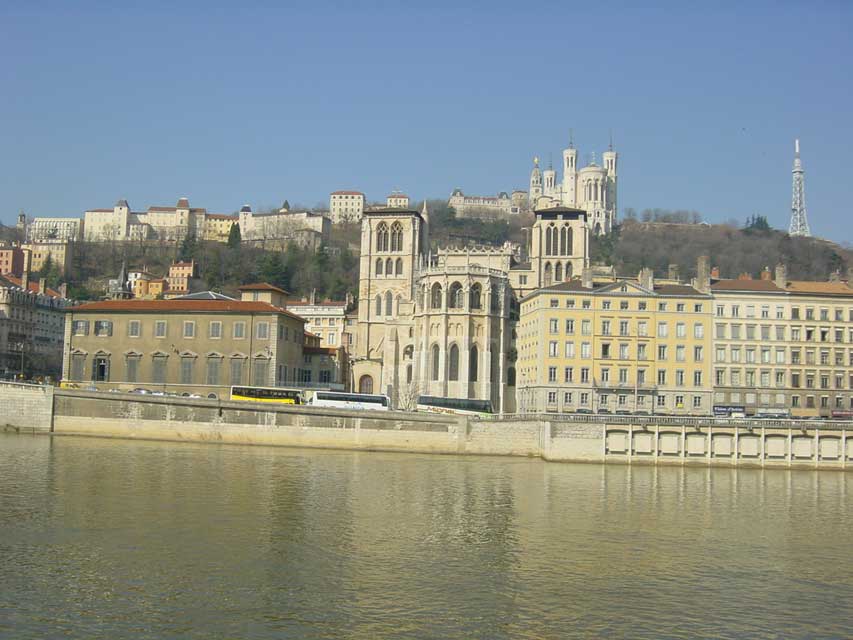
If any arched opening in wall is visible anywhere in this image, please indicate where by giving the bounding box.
[545,225,553,256]
[448,282,463,309]
[566,262,573,279]
[375,294,382,316]
[448,344,459,381]
[376,223,388,252]
[395,258,403,276]
[507,367,516,387]
[390,222,403,251]
[594,222,602,235]
[359,375,374,394]
[469,345,479,382]
[385,291,393,317]
[559,226,567,255]
[385,257,393,275]
[431,344,440,381]
[544,262,552,286]
[395,294,402,315]
[566,227,573,255]
[469,283,482,309]
[375,258,383,276]
[403,345,414,359]
[406,364,413,384]
[555,262,563,282]
[430,283,443,309]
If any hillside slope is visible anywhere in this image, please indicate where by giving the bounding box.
[591,221,852,281]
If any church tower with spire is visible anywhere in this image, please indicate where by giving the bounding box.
[561,133,578,207]
[529,157,543,209]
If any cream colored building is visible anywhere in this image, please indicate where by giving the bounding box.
[27,217,82,242]
[329,191,366,223]
[238,205,330,249]
[285,296,348,348]
[61,289,308,395]
[203,214,238,242]
[386,193,410,208]
[517,267,713,415]
[710,265,853,418]
[22,242,74,275]
[447,189,519,218]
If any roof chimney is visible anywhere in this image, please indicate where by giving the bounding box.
[38,277,47,294]
[638,267,654,291]
[581,267,593,289]
[774,263,787,289]
[667,264,679,281]
[760,267,772,281]
[737,272,752,281]
[711,266,720,279]
[695,256,710,293]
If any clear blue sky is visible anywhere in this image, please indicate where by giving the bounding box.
[2,2,852,239]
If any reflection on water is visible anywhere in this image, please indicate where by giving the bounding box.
[0,433,851,639]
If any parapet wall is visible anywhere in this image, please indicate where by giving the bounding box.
[3,385,852,469]
[0,381,54,433]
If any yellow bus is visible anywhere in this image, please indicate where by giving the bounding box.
[230,386,304,404]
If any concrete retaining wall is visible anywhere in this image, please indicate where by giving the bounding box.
[0,381,54,433]
[2,385,852,469]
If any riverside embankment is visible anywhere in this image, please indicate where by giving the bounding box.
[2,381,852,469]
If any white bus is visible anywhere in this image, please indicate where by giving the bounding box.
[308,390,391,411]
[417,395,493,416]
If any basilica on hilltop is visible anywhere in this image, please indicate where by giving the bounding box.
[529,136,618,235]
[350,202,589,412]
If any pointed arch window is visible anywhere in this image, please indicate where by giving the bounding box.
[395,258,403,276]
[376,258,383,276]
[469,345,479,382]
[544,262,553,286]
[566,227,573,255]
[385,257,393,276]
[565,261,573,280]
[385,291,393,316]
[431,282,443,309]
[559,226,567,255]
[448,282,464,309]
[376,223,389,252]
[449,344,460,381]
[470,283,482,309]
[375,294,382,316]
[431,344,440,381]
[545,225,553,256]
[555,262,563,282]
[390,222,403,252]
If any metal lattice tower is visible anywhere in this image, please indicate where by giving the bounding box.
[788,138,811,237]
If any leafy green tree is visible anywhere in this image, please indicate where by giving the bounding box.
[227,223,242,249]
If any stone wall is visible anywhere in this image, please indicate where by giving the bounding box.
[3,385,852,469]
[0,381,54,433]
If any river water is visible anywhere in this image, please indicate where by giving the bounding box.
[0,433,851,639]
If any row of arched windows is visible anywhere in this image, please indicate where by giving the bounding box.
[544,223,574,256]
[374,291,401,317]
[425,282,498,311]
[376,257,404,277]
[543,261,574,286]
[432,344,478,382]
[375,221,404,252]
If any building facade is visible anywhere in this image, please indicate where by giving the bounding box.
[516,271,713,415]
[386,193,410,209]
[284,296,348,348]
[22,242,74,275]
[0,244,27,277]
[710,266,853,418]
[238,205,330,249]
[27,217,83,242]
[447,189,519,218]
[61,295,307,396]
[1,274,71,378]
[329,191,366,223]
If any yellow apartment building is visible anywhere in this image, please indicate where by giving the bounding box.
[517,269,713,415]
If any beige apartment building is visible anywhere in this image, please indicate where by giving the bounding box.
[285,296,348,348]
[386,193,410,208]
[22,242,74,275]
[329,191,365,223]
[517,267,713,415]
[62,290,308,396]
[711,266,853,418]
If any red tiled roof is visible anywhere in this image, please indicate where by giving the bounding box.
[785,280,853,296]
[711,279,782,292]
[654,284,705,296]
[237,282,290,295]
[304,346,339,355]
[331,190,364,196]
[387,194,409,199]
[69,298,307,320]
[1,274,63,297]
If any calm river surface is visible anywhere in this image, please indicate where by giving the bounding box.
[1,433,851,639]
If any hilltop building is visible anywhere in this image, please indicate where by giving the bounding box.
[27,217,83,243]
[447,190,520,218]
[386,192,410,208]
[529,135,618,235]
[238,204,330,250]
[329,191,366,223]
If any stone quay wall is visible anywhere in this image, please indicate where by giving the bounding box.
[2,384,852,469]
